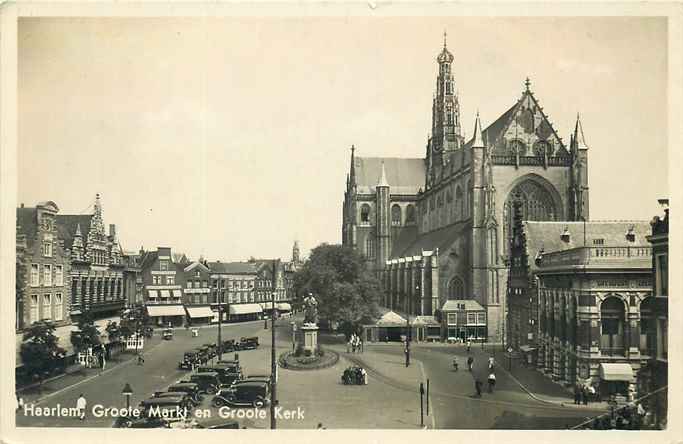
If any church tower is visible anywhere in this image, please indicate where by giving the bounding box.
[292,240,301,264]
[569,114,590,220]
[427,32,463,189]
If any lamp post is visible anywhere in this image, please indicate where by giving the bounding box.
[405,291,411,368]
[121,383,133,410]
[270,258,280,430]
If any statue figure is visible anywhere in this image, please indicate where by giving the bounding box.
[303,292,319,325]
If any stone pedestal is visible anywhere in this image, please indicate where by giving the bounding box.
[300,324,319,353]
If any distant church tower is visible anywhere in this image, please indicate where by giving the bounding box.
[427,32,464,188]
[292,240,301,264]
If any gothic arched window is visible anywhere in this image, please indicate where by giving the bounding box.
[503,179,558,256]
[360,204,371,224]
[448,277,465,300]
[509,139,528,156]
[405,205,416,224]
[391,204,402,226]
[455,186,463,221]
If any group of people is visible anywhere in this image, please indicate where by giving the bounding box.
[577,402,650,430]
[346,334,363,353]
[342,365,368,385]
[454,354,497,397]
[573,383,598,405]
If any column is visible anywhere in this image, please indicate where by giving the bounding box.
[83,276,91,310]
[72,276,81,309]
[104,277,109,301]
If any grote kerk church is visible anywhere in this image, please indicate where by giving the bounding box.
[341,38,589,342]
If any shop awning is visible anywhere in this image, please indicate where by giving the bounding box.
[277,303,292,311]
[185,306,215,318]
[147,305,186,317]
[147,290,158,298]
[520,345,537,353]
[173,290,182,299]
[229,304,263,315]
[159,290,171,298]
[599,363,634,382]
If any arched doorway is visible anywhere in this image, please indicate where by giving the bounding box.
[600,297,625,356]
[503,178,559,255]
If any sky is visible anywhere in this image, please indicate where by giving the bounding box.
[18,17,668,262]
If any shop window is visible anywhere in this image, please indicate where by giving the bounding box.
[447,313,457,325]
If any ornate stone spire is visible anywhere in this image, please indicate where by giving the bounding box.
[377,161,389,188]
[349,145,356,186]
[472,111,485,148]
[72,223,85,261]
[573,113,589,150]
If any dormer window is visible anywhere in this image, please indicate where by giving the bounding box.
[560,227,571,243]
[159,260,168,271]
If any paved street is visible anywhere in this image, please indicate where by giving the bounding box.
[16,317,602,429]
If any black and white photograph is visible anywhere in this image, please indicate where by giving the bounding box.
[1,3,680,441]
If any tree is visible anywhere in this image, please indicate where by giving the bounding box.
[70,311,101,353]
[293,243,381,333]
[20,321,65,386]
[106,321,121,343]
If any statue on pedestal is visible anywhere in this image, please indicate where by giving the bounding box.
[303,292,319,326]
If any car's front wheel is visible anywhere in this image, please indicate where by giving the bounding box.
[253,396,265,408]
[206,385,217,395]
[212,398,225,408]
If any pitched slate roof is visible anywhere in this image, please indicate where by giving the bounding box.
[523,221,652,273]
[393,221,469,259]
[55,214,93,250]
[390,226,419,258]
[139,250,159,270]
[208,261,259,275]
[354,157,425,195]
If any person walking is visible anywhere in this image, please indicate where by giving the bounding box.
[467,339,472,353]
[574,384,581,405]
[582,386,589,405]
[361,367,368,385]
[346,339,351,354]
[467,356,474,372]
[76,394,87,420]
[487,372,496,393]
[137,353,145,366]
[474,379,483,397]
[488,356,495,370]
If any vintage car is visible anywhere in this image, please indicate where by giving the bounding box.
[113,414,172,429]
[197,365,242,385]
[162,328,174,340]
[211,381,270,408]
[237,336,259,350]
[220,339,237,353]
[166,382,203,403]
[214,360,243,375]
[152,391,201,407]
[179,372,222,394]
[178,350,202,370]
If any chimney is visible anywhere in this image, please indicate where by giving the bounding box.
[109,224,116,238]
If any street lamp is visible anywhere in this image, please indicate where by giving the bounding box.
[216,286,223,361]
[405,291,411,368]
[122,383,133,410]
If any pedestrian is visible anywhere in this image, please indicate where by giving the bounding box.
[487,372,496,393]
[16,394,23,412]
[346,340,351,353]
[361,367,368,385]
[474,379,482,397]
[588,385,596,404]
[582,386,589,405]
[488,356,494,370]
[137,353,145,366]
[76,394,87,420]
[467,356,474,371]
[574,384,581,405]
[467,339,472,353]
[101,353,106,371]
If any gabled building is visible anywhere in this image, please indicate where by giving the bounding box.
[55,194,126,320]
[16,201,71,330]
[343,38,589,342]
[180,260,215,324]
[208,261,262,322]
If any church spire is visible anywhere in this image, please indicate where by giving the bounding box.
[349,145,356,186]
[472,111,485,148]
[377,161,389,188]
[573,113,589,150]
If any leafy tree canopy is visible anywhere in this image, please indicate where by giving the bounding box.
[20,321,65,382]
[293,243,380,332]
[70,311,101,352]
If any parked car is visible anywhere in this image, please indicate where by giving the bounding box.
[178,351,201,370]
[220,339,237,353]
[162,328,174,340]
[166,382,203,403]
[237,336,259,350]
[114,414,172,429]
[193,418,241,429]
[180,372,222,394]
[152,391,201,407]
[211,381,270,408]
[202,343,217,358]
[197,365,242,385]
[214,360,243,375]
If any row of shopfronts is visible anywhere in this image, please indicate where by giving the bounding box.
[145,302,292,326]
[362,299,488,343]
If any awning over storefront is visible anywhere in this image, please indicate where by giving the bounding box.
[146,305,186,317]
[185,306,214,318]
[599,363,634,382]
[159,290,171,298]
[147,290,158,298]
[277,303,292,311]
[229,304,263,315]
[519,345,537,353]
[172,290,182,299]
